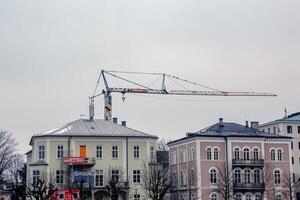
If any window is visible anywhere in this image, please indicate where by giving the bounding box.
[273,127,276,134]
[133,194,140,200]
[182,150,186,162]
[133,146,140,159]
[112,146,118,159]
[171,152,176,164]
[268,128,270,133]
[150,146,155,161]
[274,170,281,185]
[298,142,300,149]
[180,171,186,187]
[210,193,218,200]
[277,149,282,161]
[96,146,103,159]
[172,172,177,187]
[58,193,64,199]
[57,145,64,159]
[287,126,293,133]
[253,148,259,160]
[190,169,195,186]
[133,170,141,183]
[56,170,64,184]
[234,148,240,159]
[243,148,250,160]
[254,193,261,200]
[38,145,45,160]
[111,170,119,182]
[233,169,241,183]
[213,148,219,160]
[245,194,252,200]
[275,193,282,200]
[244,169,251,184]
[271,149,276,161]
[210,169,217,184]
[32,170,40,185]
[95,170,104,187]
[292,157,294,165]
[235,194,242,200]
[192,148,195,161]
[207,148,212,160]
[298,126,300,134]
[291,142,293,149]
[254,169,261,183]
[179,151,184,163]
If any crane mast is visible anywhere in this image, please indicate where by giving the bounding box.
[90,70,277,121]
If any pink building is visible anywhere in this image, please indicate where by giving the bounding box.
[168,118,292,200]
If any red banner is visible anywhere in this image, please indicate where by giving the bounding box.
[64,157,85,164]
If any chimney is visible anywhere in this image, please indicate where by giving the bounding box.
[121,121,126,127]
[251,121,259,130]
[113,117,118,123]
[219,118,223,123]
[245,121,249,128]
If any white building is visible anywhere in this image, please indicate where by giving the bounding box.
[26,118,158,200]
[260,112,300,180]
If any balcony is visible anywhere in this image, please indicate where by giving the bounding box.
[232,159,264,167]
[233,182,265,192]
[64,157,96,167]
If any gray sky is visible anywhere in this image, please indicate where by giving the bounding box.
[1,0,300,153]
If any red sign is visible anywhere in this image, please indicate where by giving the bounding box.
[53,189,80,200]
[64,157,85,164]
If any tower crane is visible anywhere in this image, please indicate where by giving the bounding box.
[89,70,277,121]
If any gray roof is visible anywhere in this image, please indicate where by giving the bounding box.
[261,112,300,125]
[169,121,291,144]
[30,119,157,143]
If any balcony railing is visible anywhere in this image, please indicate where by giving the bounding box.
[233,182,265,191]
[232,159,264,167]
[64,157,96,166]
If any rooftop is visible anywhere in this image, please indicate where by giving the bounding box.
[260,112,300,126]
[30,118,157,144]
[168,119,291,145]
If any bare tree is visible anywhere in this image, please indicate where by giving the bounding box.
[141,162,172,200]
[282,171,297,200]
[6,154,26,200]
[215,163,234,200]
[262,163,276,199]
[155,138,170,151]
[0,130,17,185]
[26,171,57,200]
[105,166,128,200]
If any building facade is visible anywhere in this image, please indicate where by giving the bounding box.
[168,118,292,200]
[260,112,300,180]
[26,118,157,200]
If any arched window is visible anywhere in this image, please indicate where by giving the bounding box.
[233,169,241,183]
[245,193,252,200]
[275,193,282,200]
[274,170,281,185]
[210,193,218,200]
[253,148,259,160]
[243,148,250,160]
[214,148,219,160]
[277,149,282,161]
[254,193,261,200]
[244,169,251,183]
[234,147,240,159]
[207,147,212,160]
[271,149,276,161]
[235,193,242,200]
[210,169,217,184]
[254,169,261,183]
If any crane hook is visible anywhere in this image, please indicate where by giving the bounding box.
[122,93,126,102]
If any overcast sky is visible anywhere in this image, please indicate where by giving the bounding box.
[1,0,300,153]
